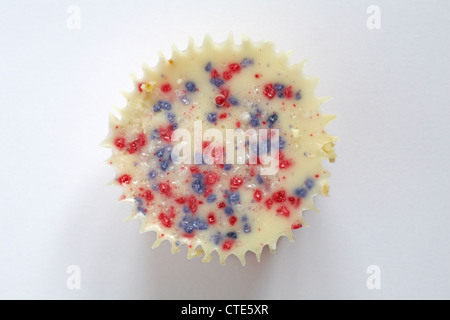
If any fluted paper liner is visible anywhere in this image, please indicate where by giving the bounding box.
[103,34,337,265]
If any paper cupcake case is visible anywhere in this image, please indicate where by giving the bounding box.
[103,34,337,265]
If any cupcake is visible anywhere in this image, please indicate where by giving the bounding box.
[103,35,337,265]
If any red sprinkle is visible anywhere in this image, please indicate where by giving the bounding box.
[183,232,195,238]
[114,137,126,149]
[189,166,200,174]
[188,196,198,214]
[219,113,227,119]
[128,141,138,154]
[288,196,295,205]
[264,198,273,209]
[175,197,186,204]
[158,213,173,228]
[229,63,241,73]
[161,83,172,92]
[208,213,216,224]
[159,125,173,142]
[203,187,213,197]
[144,190,154,202]
[205,172,219,185]
[272,190,286,203]
[222,240,234,250]
[218,201,226,209]
[223,71,232,80]
[158,183,172,196]
[292,223,302,229]
[136,132,146,146]
[230,176,243,190]
[276,206,290,217]
[263,83,276,99]
[211,69,220,79]
[220,89,230,98]
[118,174,132,185]
[284,86,293,98]
[254,189,263,202]
[215,95,226,105]
[228,216,237,226]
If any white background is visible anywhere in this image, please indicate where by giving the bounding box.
[1,0,449,299]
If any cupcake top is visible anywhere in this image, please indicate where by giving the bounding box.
[104,35,336,265]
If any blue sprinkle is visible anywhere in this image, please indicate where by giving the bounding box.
[180,95,190,105]
[171,122,178,130]
[274,83,285,91]
[223,164,232,171]
[135,197,143,206]
[160,160,169,171]
[167,112,176,123]
[295,90,302,100]
[207,112,217,123]
[192,173,203,179]
[241,215,248,222]
[156,148,165,158]
[183,206,190,214]
[137,206,146,214]
[243,224,251,233]
[158,100,172,110]
[224,206,234,215]
[240,58,254,68]
[256,175,264,184]
[185,81,197,92]
[279,137,286,150]
[193,218,208,230]
[207,194,217,203]
[184,224,195,233]
[228,96,239,106]
[179,216,194,233]
[151,129,160,140]
[153,104,162,112]
[152,183,159,191]
[191,179,206,194]
[226,232,237,239]
[295,187,308,198]
[205,61,212,72]
[277,91,285,98]
[210,78,224,88]
[211,232,223,245]
[305,178,315,189]
[268,113,278,128]
[250,114,260,127]
[148,170,157,179]
[227,192,240,205]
